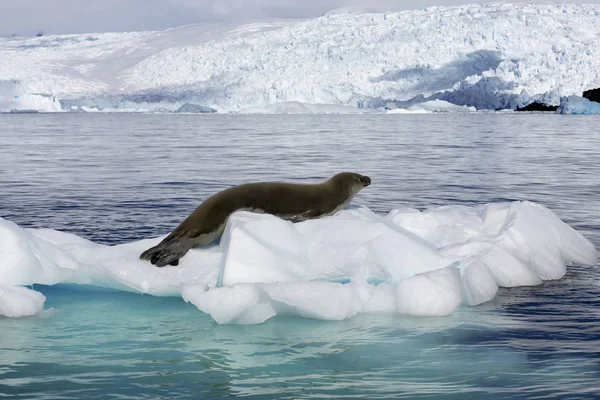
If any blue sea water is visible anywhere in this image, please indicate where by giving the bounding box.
[0,113,599,399]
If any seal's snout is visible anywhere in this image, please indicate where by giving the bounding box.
[361,175,371,187]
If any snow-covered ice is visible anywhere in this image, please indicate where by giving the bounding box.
[0,202,596,324]
[1,3,600,113]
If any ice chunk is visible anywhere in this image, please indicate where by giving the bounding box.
[396,266,463,316]
[219,211,384,286]
[387,100,476,114]
[262,281,369,321]
[76,238,222,296]
[443,243,543,288]
[218,212,307,286]
[0,285,46,318]
[0,218,80,286]
[362,283,397,314]
[0,200,596,323]
[482,201,597,279]
[183,269,464,325]
[557,96,600,115]
[0,218,222,296]
[341,207,452,281]
[458,258,499,306]
[0,80,62,113]
[182,283,276,325]
[387,205,483,247]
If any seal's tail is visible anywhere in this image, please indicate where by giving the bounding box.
[139,232,193,267]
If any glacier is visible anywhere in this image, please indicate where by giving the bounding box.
[0,202,596,324]
[1,3,600,113]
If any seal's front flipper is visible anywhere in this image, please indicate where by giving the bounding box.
[288,210,321,223]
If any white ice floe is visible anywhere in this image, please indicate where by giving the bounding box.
[386,100,476,114]
[1,3,599,113]
[0,201,596,323]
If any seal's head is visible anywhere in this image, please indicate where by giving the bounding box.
[329,172,371,196]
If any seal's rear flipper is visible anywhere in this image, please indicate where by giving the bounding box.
[149,246,187,267]
[140,246,160,261]
[140,237,174,261]
[141,235,194,267]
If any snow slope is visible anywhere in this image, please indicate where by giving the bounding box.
[1,3,599,113]
[0,202,596,323]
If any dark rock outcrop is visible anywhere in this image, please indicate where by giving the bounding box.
[582,88,600,103]
[515,102,558,112]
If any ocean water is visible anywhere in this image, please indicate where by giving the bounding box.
[1,113,599,399]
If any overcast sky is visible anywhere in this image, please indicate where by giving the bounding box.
[0,0,597,37]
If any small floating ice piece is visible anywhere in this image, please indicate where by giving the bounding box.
[0,285,46,318]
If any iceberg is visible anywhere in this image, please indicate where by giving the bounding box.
[1,4,600,113]
[0,80,62,113]
[0,201,596,324]
[557,96,600,115]
[386,100,476,114]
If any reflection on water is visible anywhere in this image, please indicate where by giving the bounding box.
[0,113,599,399]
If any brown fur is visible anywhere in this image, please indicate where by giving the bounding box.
[140,172,371,267]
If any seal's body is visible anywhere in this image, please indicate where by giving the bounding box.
[140,172,371,267]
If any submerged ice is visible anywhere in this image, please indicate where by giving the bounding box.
[0,202,597,323]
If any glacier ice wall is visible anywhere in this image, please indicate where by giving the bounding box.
[1,4,599,113]
[0,202,596,323]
